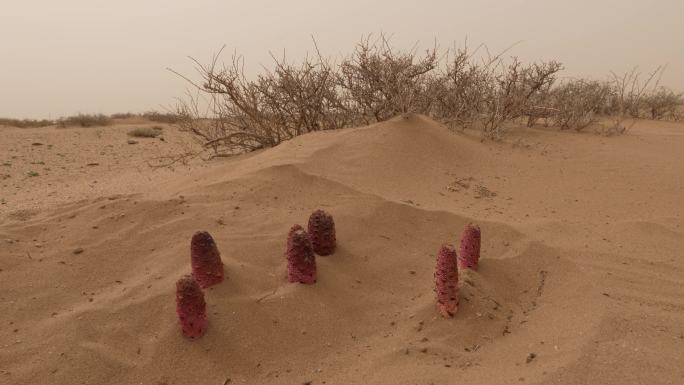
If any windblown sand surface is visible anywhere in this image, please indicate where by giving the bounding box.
[1,115,683,385]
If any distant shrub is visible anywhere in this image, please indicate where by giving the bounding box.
[478,58,563,139]
[430,50,561,139]
[641,87,682,120]
[58,114,112,127]
[128,127,162,138]
[547,80,613,131]
[142,111,179,123]
[601,68,662,134]
[0,118,54,128]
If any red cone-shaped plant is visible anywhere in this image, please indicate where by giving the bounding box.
[308,209,336,256]
[190,231,224,289]
[435,243,459,318]
[286,224,317,284]
[458,223,481,270]
[176,275,208,338]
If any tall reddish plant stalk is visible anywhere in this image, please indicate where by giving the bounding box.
[458,223,481,270]
[191,231,224,288]
[176,275,208,338]
[308,209,336,256]
[434,243,459,318]
[286,225,317,284]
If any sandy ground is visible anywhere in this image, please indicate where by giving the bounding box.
[1,115,683,385]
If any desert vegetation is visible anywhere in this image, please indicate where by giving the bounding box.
[175,275,208,338]
[458,223,481,270]
[0,111,178,128]
[435,243,459,318]
[111,111,179,123]
[127,126,163,138]
[173,36,682,158]
[141,111,179,123]
[0,118,54,128]
[57,113,112,128]
[176,210,337,338]
[190,231,224,289]
[176,209,482,339]
[308,209,337,256]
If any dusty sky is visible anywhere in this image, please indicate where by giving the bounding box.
[1,0,682,119]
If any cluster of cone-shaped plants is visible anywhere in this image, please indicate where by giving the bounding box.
[175,212,476,334]
[286,224,317,284]
[458,223,481,271]
[308,209,336,256]
[191,231,224,288]
[434,243,460,318]
[176,230,225,339]
[433,222,483,318]
[285,209,337,284]
[176,275,208,338]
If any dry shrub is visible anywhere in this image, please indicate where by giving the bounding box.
[174,36,565,155]
[478,58,563,139]
[175,36,444,159]
[428,46,494,130]
[336,36,438,124]
[604,67,661,134]
[0,118,54,128]
[172,36,679,157]
[175,43,348,157]
[58,114,112,128]
[548,80,612,131]
[641,87,682,120]
[128,127,162,138]
[142,111,179,123]
[529,67,678,135]
[428,46,564,139]
[109,112,179,123]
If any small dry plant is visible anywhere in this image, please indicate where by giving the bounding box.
[128,127,162,138]
[58,114,112,128]
[601,67,661,135]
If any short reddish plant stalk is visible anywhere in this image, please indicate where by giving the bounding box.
[176,275,208,338]
[308,209,336,256]
[435,243,459,318]
[191,231,224,289]
[458,223,481,270]
[286,225,317,284]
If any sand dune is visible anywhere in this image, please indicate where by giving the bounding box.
[1,115,683,384]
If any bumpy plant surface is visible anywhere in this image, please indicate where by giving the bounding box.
[176,275,208,338]
[191,231,224,288]
[458,223,481,270]
[286,225,317,284]
[308,209,336,256]
[435,243,459,317]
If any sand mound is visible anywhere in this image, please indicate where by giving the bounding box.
[1,115,683,384]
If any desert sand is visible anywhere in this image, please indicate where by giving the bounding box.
[1,115,683,385]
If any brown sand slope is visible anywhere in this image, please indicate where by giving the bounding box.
[1,115,683,385]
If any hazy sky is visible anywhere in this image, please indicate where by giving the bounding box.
[1,0,682,119]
